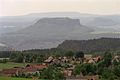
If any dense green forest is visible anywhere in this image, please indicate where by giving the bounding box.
[58,38,120,52]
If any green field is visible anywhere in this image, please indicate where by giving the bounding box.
[0,77,33,80]
[0,62,25,70]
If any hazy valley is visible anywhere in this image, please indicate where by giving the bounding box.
[0,12,120,50]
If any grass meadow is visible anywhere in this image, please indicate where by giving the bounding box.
[0,77,33,80]
[0,62,25,70]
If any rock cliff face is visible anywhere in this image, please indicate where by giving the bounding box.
[0,18,93,50]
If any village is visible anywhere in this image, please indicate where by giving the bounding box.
[0,51,120,80]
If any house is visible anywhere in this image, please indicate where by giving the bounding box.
[21,67,38,74]
[44,56,53,63]
[112,55,120,63]
[25,64,47,70]
[66,75,99,80]
[84,55,92,60]
[85,75,99,80]
[1,68,21,77]
[62,57,69,63]
[114,55,119,59]
[88,59,95,64]
[93,56,102,62]
[18,64,48,75]
[63,69,72,77]
[52,59,61,65]
[63,65,75,77]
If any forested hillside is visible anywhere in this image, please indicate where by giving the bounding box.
[58,38,120,52]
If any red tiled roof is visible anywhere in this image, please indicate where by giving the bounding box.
[2,68,19,74]
[33,65,47,69]
[26,64,47,69]
[22,67,38,72]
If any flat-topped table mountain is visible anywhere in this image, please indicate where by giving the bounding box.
[0,18,93,50]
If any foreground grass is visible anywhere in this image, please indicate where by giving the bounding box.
[0,62,25,70]
[0,77,33,80]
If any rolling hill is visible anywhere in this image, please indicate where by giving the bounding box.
[58,38,120,52]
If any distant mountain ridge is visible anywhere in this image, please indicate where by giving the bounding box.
[0,12,120,34]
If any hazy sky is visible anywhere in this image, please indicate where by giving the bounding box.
[0,0,120,16]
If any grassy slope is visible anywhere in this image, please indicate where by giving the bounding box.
[0,77,33,80]
[0,62,25,70]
